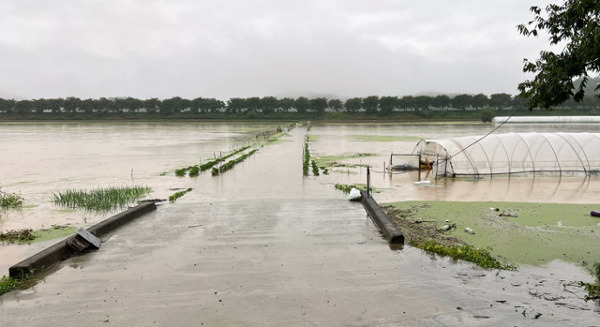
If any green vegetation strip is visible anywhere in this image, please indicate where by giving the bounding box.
[351,135,422,142]
[303,141,310,176]
[384,201,600,269]
[53,186,151,212]
[169,188,193,202]
[212,149,259,176]
[313,153,375,169]
[0,226,77,244]
[334,183,380,194]
[0,187,23,210]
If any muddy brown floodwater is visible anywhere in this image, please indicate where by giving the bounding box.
[1,121,599,326]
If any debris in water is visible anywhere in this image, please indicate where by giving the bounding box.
[465,227,475,234]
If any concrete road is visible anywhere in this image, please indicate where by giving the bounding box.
[1,128,598,326]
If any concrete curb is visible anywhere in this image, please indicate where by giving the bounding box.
[9,202,157,279]
[360,190,404,244]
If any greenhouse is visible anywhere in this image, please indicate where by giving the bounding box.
[415,132,600,177]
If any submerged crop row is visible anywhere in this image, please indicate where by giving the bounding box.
[169,188,193,202]
[212,149,259,176]
[176,146,251,177]
[53,186,151,212]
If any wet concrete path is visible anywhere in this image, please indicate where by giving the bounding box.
[1,128,599,326]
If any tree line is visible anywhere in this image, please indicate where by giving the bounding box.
[0,92,598,119]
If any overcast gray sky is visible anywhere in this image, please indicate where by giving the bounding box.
[1,0,552,100]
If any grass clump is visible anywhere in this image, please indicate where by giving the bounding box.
[53,186,151,212]
[0,186,23,210]
[169,188,193,202]
[212,149,259,176]
[414,240,514,270]
[0,275,19,296]
[0,229,35,243]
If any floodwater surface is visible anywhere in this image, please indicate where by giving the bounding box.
[1,121,599,325]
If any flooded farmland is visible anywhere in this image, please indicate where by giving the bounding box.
[1,121,599,325]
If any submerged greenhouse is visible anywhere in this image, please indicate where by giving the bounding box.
[415,132,600,177]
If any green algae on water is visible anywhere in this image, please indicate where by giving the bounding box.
[384,201,600,269]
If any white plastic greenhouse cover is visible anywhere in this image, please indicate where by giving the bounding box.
[493,116,600,124]
[416,132,600,176]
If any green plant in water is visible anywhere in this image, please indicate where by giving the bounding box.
[303,141,310,176]
[169,188,193,202]
[175,168,187,177]
[0,186,23,210]
[53,186,152,212]
[414,240,514,270]
[0,275,19,296]
[0,229,35,243]
[580,262,600,301]
[212,149,259,176]
[311,160,320,176]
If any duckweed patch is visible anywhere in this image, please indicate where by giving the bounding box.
[384,201,600,268]
[53,186,152,212]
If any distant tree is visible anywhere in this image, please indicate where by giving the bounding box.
[63,97,81,114]
[472,93,489,109]
[226,98,246,114]
[278,97,295,113]
[451,94,473,110]
[413,96,431,111]
[295,97,310,114]
[14,100,32,115]
[143,98,160,113]
[518,0,600,109]
[362,95,379,114]
[431,95,451,109]
[246,97,261,113]
[309,97,328,115]
[261,96,278,114]
[327,99,344,112]
[379,96,398,116]
[344,98,362,113]
[489,93,513,109]
[0,98,15,113]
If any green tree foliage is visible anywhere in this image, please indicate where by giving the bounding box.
[518,0,600,109]
[481,106,496,122]
[362,95,379,114]
[327,99,344,112]
[344,97,362,113]
[309,97,328,115]
[295,97,310,114]
[379,96,398,116]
